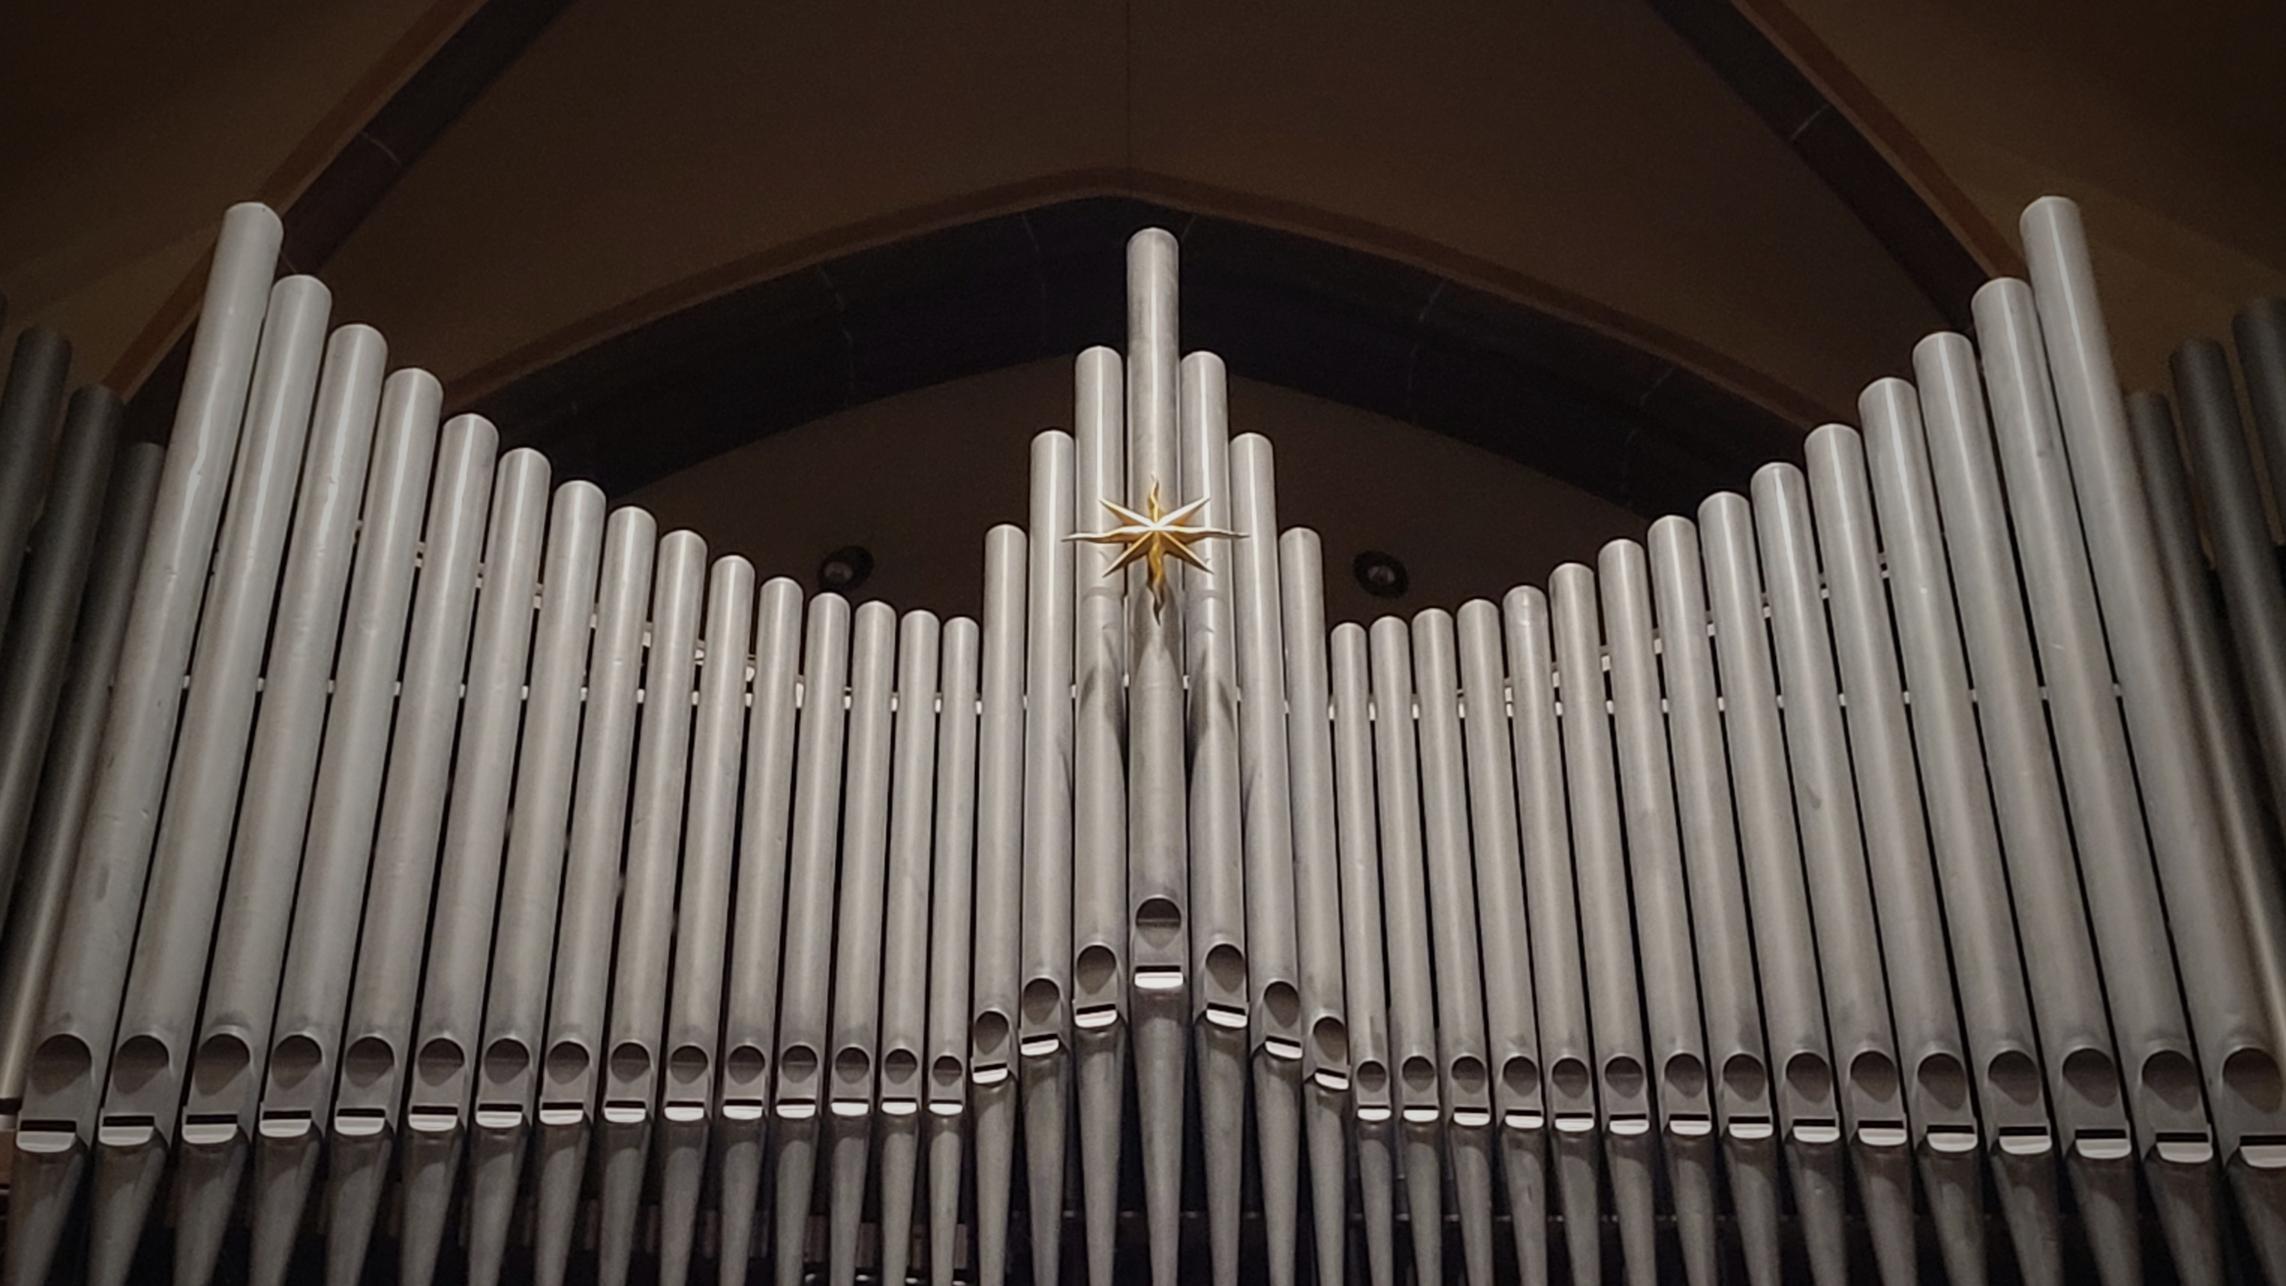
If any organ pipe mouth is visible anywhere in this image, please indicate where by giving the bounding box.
[406,1104,460,1134]
[1448,1055,1489,1106]
[1310,1017,1350,1077]
[2155,1132,2216,1165]
[95,1114,158,1147]
[1925,1123,1979,1154]
[1666,1113,1713,1139]
[1725,1115,1774,1142]
[254,1108,312,1138]
[332,1106,388,1138]
[1660,1052,1709,1110]
[1352,1058,1390,1110]
[2069,1128,2131,1161]
[474,1104,527,1131]
[1790,1119,1842,1146]
[1854,1121,1909,1149]
[1996,1124,2054,1156]
[778,1043,820,1108]
[1133,967,1184,992]
[969,1009,1011,1059]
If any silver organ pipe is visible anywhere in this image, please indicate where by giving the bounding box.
[0,382,116,926]
[8,194,2286,1286]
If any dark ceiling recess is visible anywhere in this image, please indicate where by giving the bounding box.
[1353,550,1410,600]
[817,545,875,595]
[471,197,1805,521]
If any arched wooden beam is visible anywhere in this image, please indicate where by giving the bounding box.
[1648,0,2019,329]
[466,195,1805,522]
[119,0,570,433]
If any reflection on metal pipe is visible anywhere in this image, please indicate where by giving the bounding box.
[1071,346,1128,1286]
[0,328,72,659]
[1916,330,2145,1285]
[1697,493,1848,1286]
[0,440,162,1270]
[826,600,898,1286]
[532,506,657,1286]
[929,616,983,1286]
[0,385,116,928]
[1021,429,1076,1286]
[652,552,754,1286]
[1595,542,1718,1286]
[1123,227,1191,1286]
[1548,567,1658,1286]
[91,279,332,1286]
[0,439,160,1146]
[1181,354,1247,1286]
[973,526,1026,1286]
[1330,623,1397,1286]
[1804,424,1988,1283]
[1974,277,2222,1278]
[594,534,707,1286]
[1455,600,1545,1286]
[875,610,943,1286]
[1283,530,1351,1286]
[323,425,511,1286]
[247,371,443,1286]
[717,576,805,1286]
[1860,376,2070,1286]
[2165,348,2286,1046]
[1410,609,1496,1285]
[175,325,386,1286]
[1751,462,1916,1285]
[1367,617,1442,1286]
[1501,587,1604,1286]
[398,446,553,1286]
[465,481,606,1286]
[774,591,855,1286]
[1645,517,1783,1286]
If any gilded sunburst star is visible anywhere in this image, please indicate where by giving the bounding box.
[1069,481,1239,609]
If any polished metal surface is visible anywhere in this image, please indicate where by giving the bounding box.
[6,195,2286,1286]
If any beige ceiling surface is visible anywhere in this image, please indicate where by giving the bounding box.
[319,0,1941,418]
[0,0,467,387]
[1770,0,2286,395]
[630,358,1645,625]
[5,0,2279,444]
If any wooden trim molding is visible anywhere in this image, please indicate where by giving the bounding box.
[116,0,569,434]
[1647,0,2019,329]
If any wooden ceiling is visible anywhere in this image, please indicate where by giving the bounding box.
[1,0,2277,496]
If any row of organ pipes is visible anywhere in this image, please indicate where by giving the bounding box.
[0,197,2285,1284]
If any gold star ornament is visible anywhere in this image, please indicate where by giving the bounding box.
[1070,481,1239,609]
